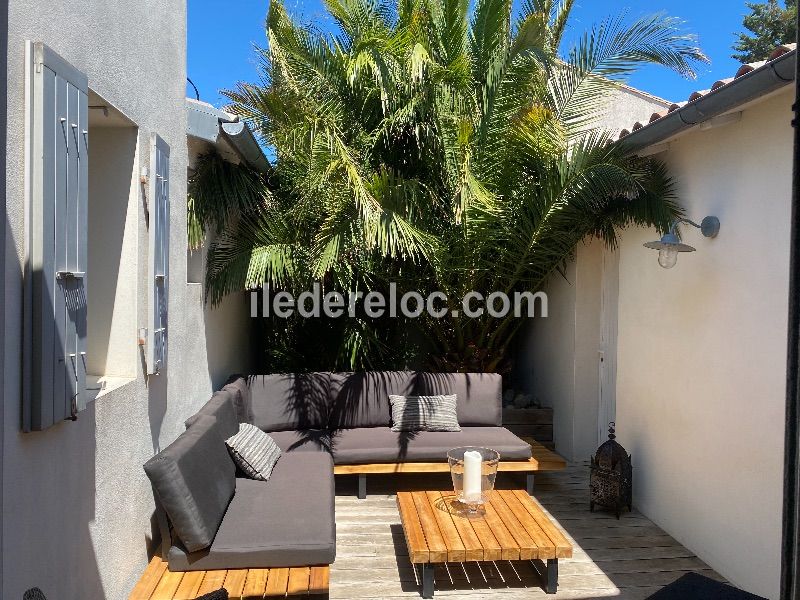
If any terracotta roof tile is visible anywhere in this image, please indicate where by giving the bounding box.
[688,89,710,102]
[770,44,795,60]
[619,43,796,141]
[711,77,733,91]
[735,61,765,78]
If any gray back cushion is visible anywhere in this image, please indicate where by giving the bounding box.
[222,375,254,424]
[248,373,331,431]
[329,371,413,429]
[410,372,502,426]
[144,415,235,553]
[184,390,240,440]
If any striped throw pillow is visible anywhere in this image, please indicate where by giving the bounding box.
[389,394,461,432]
[225,423,282,481]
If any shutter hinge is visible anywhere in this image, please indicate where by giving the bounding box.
[56,270,86,280]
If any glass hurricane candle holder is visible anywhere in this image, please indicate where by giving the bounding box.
[448,446,500,516]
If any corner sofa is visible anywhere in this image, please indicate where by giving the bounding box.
[144,371,532,572]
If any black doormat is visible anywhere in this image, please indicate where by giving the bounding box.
[195,590,228,600]
[646,573,766,599]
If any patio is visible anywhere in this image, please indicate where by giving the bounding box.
[133,461,722,599]
[330,465,722,600]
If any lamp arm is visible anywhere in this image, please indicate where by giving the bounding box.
[669,216,721,239]
[669,218,703,235]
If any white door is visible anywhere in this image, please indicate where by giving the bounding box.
[598,245,619,445]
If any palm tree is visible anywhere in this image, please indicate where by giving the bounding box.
[189,0,706,372]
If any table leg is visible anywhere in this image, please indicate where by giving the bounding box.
[526,473,535,496]
[358,474,366,499]
[420,563,434,598]
[546,558,558,594]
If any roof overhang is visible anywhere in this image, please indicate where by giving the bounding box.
[186,98,270,173]
[621,48,796,154]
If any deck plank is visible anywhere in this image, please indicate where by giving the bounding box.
[129,555,168,600]
[309,566,330,595]
[287,567,311,595]
[195,570,227,596]
[150,569,184,600]
[241,569,270,599]
[223,569,248,598]
[172,571,206,600]
[264,567,290,597]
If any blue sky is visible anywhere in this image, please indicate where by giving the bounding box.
[188,0,756,107]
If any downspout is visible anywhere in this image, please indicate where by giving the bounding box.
[782,10,800,600]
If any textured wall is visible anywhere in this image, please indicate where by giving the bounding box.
[1,1,246,598]
[616,89,792,599]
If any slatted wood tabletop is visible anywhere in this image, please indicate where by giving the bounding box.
[128,553,329,600]
[396,490,573,564]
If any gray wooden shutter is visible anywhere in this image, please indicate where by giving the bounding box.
[147,134,170,375]
[24,41,89,431]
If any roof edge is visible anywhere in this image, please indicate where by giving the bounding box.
[186,99,270,173]
[620,46,796,152]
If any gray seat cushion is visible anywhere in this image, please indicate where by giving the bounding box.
[248,373,331,431]
[166,452,336,570]
[268,430,332,454]
[144,415,236,553]
[184,390,241,440]
[330,426,532,464]
[329,371,413,429]
[410,372,502,426]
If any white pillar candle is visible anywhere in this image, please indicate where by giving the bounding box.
[463,450,483,503]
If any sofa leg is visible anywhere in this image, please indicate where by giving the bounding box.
[526,472,535,496]
[358,474,367,499]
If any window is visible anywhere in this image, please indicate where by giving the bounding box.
[24,42,89,431]
[85,90,138,394]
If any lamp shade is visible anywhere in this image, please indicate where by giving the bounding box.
[644,232,696,269]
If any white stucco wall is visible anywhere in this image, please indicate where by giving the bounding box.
[3,2,252,599]
[615,89,792,599]
[516,86,668,461]
[516,238,607,461]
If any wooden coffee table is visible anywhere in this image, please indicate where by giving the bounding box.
[396,490,572,598]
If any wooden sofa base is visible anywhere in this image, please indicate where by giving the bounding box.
[333,440,566,499]
[129,552,329,599]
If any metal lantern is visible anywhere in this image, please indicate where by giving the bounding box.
[590,422,632,519]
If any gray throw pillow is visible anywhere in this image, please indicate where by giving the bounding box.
[225,423,282,481]
[389,394,461,432]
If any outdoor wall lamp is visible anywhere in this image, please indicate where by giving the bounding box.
[643,216,721,269]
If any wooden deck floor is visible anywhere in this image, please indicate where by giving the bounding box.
[331,462,723,599]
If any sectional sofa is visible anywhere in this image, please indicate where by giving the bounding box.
[144,371,533,572]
